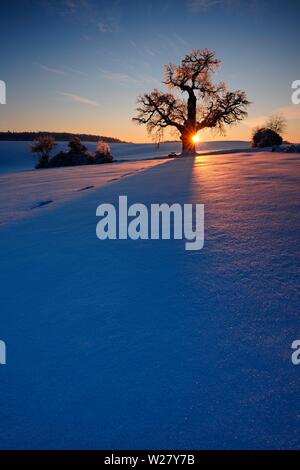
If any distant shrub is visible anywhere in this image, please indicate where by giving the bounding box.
[48,150,96,168]
[282,144,300,153]
[34,136,115,169]
[85,150,96,159]
[30,136,57,168]
[97,141,111,156]
[45,139,113,168]
[68,137,88,154]
[252,128,283,148]
[265,113,286,135]
[95,140,114,163]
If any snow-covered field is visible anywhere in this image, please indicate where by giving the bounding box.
[0,140,249,173]
[0,150,299,449]
[0,159,170,225]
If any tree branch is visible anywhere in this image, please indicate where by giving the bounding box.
[133,90,185,134]
[197,90,251,133]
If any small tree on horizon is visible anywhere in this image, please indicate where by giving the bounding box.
[265,113,287,135]
[251,113,287,148]
[97,140,111,156]
[30,135,56,168]
[133,49,250,156]
[68,137,87,154]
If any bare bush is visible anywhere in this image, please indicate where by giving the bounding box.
[30,136,57,168]
[265,114,286,135]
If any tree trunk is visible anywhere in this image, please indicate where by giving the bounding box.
[37,155,49,168]
[181,132,196,156]
[180,92,197,156]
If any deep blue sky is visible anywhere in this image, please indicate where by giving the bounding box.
[0,0,299,142]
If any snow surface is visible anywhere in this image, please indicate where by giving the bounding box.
[0,151,299,449]
[0,159,170,225]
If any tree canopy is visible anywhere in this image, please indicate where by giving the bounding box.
[133,49,250,155]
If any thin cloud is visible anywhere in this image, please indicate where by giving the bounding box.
[98,21,114,33]
[60,92,98,106]
[39,64,88,77]
[96,0,120,33]
[145,48,156,57]
[39,64,66,75]
[100,69,137,83]
[41,0,120,33]
[187,0,233,11]
[173,33,190,47]
[156,33,191,53]
[66,67,88,76]
[188,0,221,10]
[64,0,77,12]
[41,0,88,17]
[99,69,159,86]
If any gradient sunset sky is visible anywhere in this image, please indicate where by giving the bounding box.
[1,0,299,143]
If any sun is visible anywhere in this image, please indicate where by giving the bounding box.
[192,134,200,143]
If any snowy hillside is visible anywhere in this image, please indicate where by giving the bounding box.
[0,159,170,225]
[0,151,299,449]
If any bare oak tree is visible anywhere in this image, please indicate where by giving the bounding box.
[133,49,250,155]
[265,113,287,135]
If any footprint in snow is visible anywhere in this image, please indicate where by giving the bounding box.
[31,200,53,209]
[78,185,94,192]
